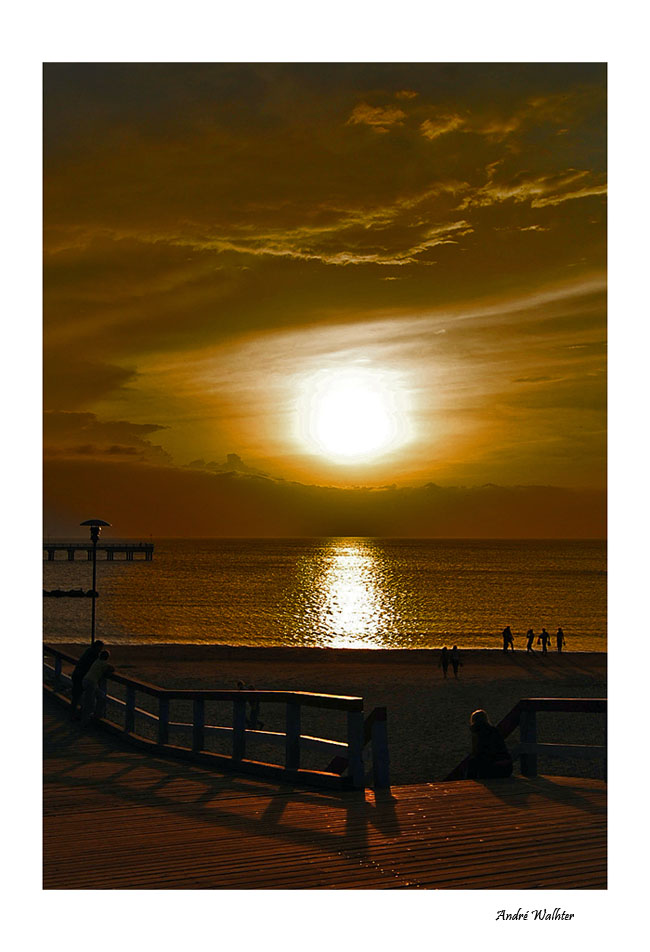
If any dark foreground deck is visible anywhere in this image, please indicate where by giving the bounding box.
[43,696,606,889]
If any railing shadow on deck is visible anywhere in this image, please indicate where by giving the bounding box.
[444,697,607,783]
[43,693,400,861]
[43,645,390,792]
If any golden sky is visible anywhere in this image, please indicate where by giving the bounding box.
[43,63,606,537]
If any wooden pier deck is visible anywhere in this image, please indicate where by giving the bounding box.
[43,696,606,889]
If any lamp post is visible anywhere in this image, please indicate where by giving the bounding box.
[80,519,111,644]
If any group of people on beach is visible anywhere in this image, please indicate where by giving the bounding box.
[502,625,566,654]
[69,641,114,725]
[437,623,567,677]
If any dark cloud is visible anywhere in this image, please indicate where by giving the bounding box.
[44,411,172,464]
[43,457,605,539]
[43,357,137,411]
[186,454,269,477]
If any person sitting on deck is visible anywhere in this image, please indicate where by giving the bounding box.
[466,709,513,779]
[70,640,105,719]
[80,650,114,726]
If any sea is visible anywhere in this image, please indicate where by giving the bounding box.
[42,538,607,652]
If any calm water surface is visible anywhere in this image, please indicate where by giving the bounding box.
[43,538,606,651]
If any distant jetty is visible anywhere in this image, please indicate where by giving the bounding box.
[43,541,154,561]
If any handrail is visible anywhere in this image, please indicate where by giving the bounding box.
[444,697,607,781]
[43,644,388,789]
[43,646,364,709]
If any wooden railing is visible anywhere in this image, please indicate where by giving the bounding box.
[444,697,607,781]
[43,645,389,790]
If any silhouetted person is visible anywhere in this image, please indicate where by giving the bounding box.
[439,646,449,679]
[556,627,566,653]
[466,709,513,779]
[70,640,105,719]
[538,628,550,654]
[502,626,514,652]
[450,645,462,679]
[526,629,535,652]
[81,650,114,725]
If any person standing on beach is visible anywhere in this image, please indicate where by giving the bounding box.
[450,645,462,679]
[556,627,566,653]
[526,629,535,652]
[80,649,114,725]
[538,628,550,654]
[439,646,449,679]
[502,626,514,652]
[70,640,105,718]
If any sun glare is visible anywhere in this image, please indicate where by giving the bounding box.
[299,366,410,463]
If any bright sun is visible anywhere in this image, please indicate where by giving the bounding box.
[299,367,410,463]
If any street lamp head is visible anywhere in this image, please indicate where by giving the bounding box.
[80,519,111,544]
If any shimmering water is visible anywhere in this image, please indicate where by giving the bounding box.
[43,538,606,651]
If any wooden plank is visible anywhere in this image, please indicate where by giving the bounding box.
[192,698,204,751]
[157,697,169,746]
[519,697,607,714]
[520,708,537,777]
[346,710,365,789]
[124,685,136,734]
[513,742,606,760]
[285,702,301,770]
[232,698,246,762]
[370,708,390,789]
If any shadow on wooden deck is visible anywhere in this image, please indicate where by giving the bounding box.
[43,695,606,889]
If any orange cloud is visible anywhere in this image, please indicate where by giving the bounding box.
[346,103,406,132]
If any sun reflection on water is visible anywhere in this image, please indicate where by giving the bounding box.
[316,540,390,648]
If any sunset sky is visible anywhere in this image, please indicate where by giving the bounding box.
[43,63,606,537]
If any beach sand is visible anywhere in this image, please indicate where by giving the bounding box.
[56,644,606,784]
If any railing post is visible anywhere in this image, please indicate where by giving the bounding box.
[53,656,62,691]
[124,685,136,733]
[95,678,108,719]
[233,698,246,762]
[158,696,169,746]
[193,698,205,751]
[520,708,537,777]
[370,707,390,789]
[285,702,301,770]
[347,710,365,789]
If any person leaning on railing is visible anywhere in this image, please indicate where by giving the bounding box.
[80,650,114,726]
[70,640,105,719]
[466,709,513,779]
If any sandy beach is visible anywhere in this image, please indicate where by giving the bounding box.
[55,644,606,784]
